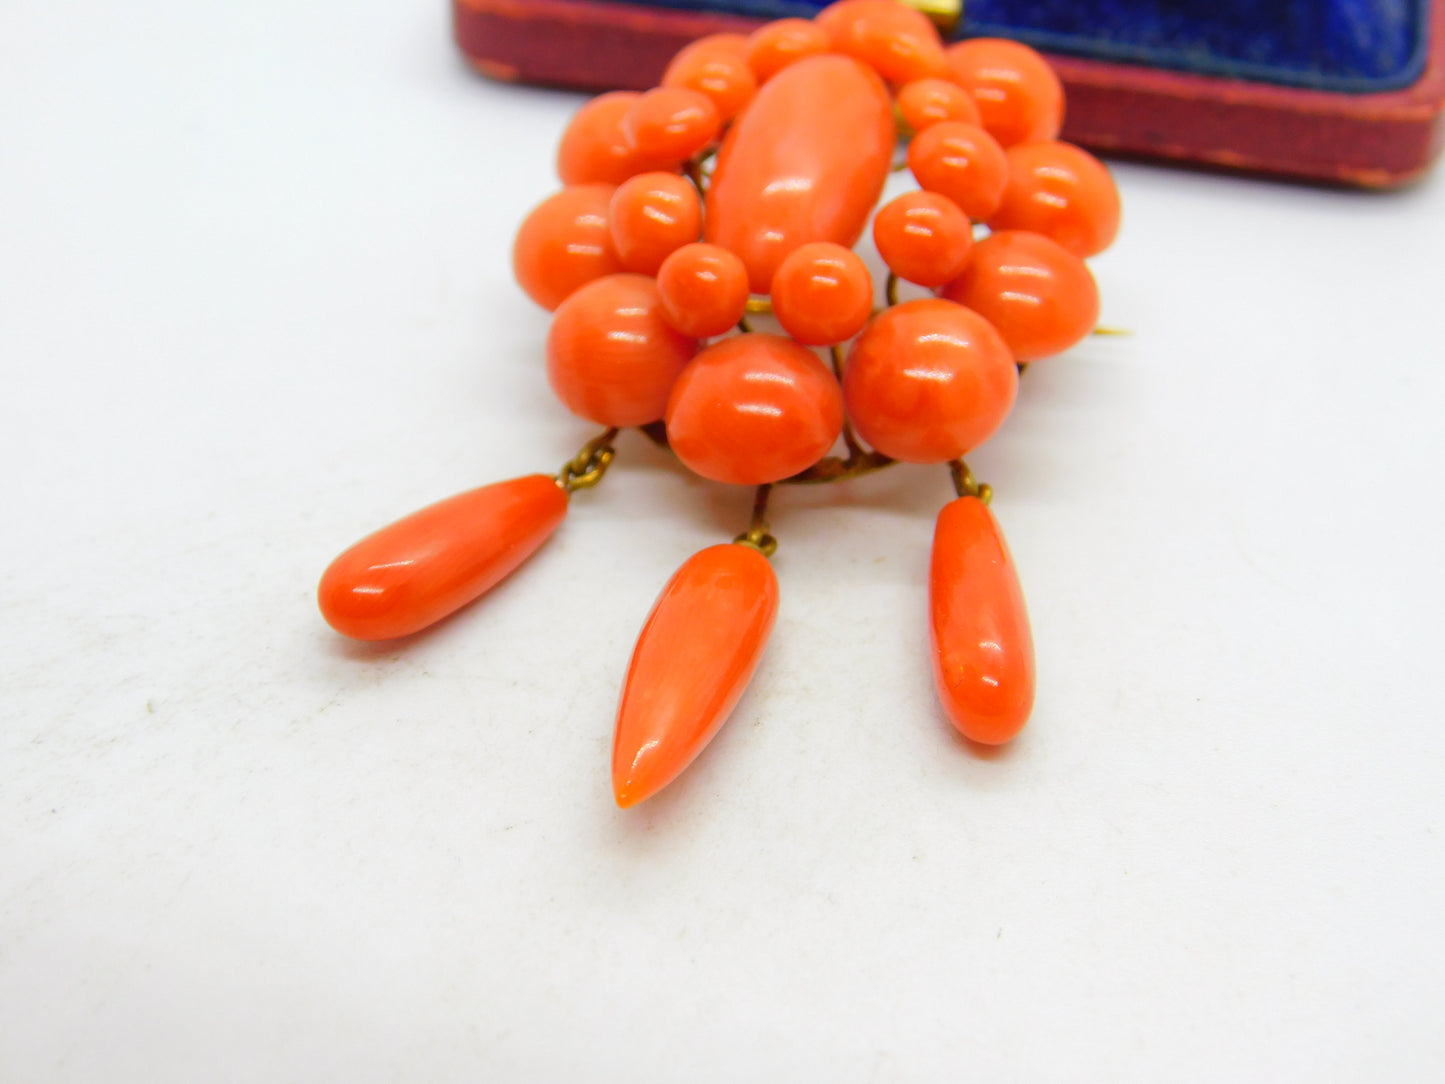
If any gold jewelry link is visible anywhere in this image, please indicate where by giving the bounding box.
[948,458,993,504]
[557,428,620,494]
[732,483,779,557]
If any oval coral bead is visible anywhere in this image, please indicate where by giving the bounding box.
[943,38,1064,148]
[318,474,568,641]
[908,120,1009,222]
[872,189,973,287]
[613,543,779,807]
[556,92,678,186]
[929,495,1035,744]
[547,273,698,426]
[661,35,757,122]
[557,92,638,185]
[896,77,981,133]
[665,332,844,485]
[608,172,703,274]
[705,54,895,293]
[512,185,621,312]
[842,299,1017,464]
[621,86,720,162]
[941,229,1099,361]
[745,18,830,83]
[989,141,1121,258]
[815,0,948,84]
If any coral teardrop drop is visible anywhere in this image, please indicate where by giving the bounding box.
[612,543,779,807]
[929,496,1035,745]
[319,475,568,641]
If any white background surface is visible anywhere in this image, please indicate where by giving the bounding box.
[4,1,1444,1080]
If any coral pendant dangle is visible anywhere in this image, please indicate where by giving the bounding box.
[929,472,1035,746]
[318,0,1123,808]
[318,474,569,641]
[613,541,779,807]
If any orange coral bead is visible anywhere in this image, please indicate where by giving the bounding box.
[943,38,1064,147]
[815,0,947,84]
[613,543,779,807]
[745,18,831,83]
[661,35,757,121]
[547,273,697,426]
[907,120,1009,221]
[656,242,750,339]
[512,184,622,312]
[872,190,974,287]
[989,141,1121,258]
[896,77,982,133]
[608,172,702,275]
[318,474,568,641]
[706,54,894,292]
[556,92,677,186]
[621,87,720,162]
[842,299,1017,463]
[942,230,1099,361]
[665,333,844,485]
[930,495,1035,745]
[770,242,874,345]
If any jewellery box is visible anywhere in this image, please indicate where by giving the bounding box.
[455,0,1445,186]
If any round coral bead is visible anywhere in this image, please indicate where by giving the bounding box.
[666,333,844,484]
[896,77,981,133]
[770,242,874,345]
[842,299,1016,463]
[872,190,974,287]
[661,34,757,121]
[815,0,947,84]
[745,18,831,83]
[609,172,702,275]
[547,274,697,426]
[943,38,1064,147]
[512,184,622,311]
[942,230,1099,361]
[656,243,750,339]
[907,120,1009,221]
[556,92,677,186]
[989,141,1121,258]
[621,87,720,162]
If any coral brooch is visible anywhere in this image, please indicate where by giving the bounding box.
[319,0,1121,807]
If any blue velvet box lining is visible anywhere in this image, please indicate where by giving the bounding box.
[628,0,1431,93]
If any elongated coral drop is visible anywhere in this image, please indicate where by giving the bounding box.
[319,474,567,641]
[704,54,894,293]
[613,543,779,807]
[929,496,1035,744]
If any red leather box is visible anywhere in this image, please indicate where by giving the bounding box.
[454,0,1445,187]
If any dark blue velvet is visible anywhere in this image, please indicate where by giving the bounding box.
[625,0,1430,92]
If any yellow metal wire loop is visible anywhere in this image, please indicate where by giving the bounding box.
[949,459,993,504]
[733,526,779,557]
[557,428,619,494]
[732,483,779,557]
